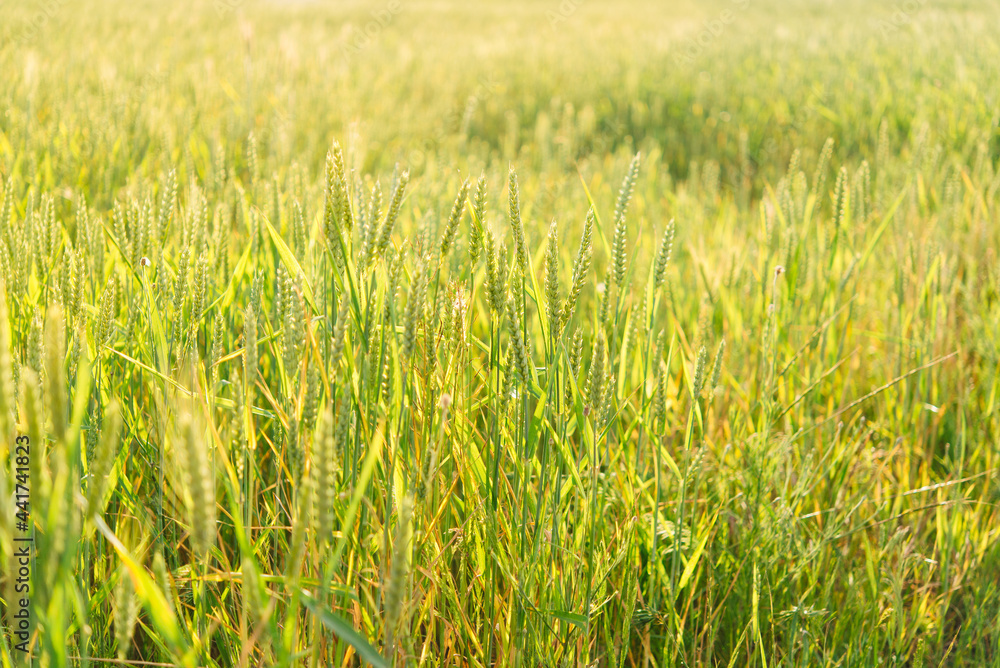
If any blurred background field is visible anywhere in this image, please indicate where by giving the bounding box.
[1,0,999,665]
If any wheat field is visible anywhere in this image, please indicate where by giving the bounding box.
[0,0,999,666]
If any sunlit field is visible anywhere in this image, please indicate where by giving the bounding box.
[1,0,999,665]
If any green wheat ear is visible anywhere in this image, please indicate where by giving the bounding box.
[173,243,191,316]
[330,294,350,369]
[402,260,429,363]
[653,360,668,433]
[287,455,313,583]
[584,334,605,414]
[191,252,209,324]
[209,309,224,389]
[439,178,470,260]
[566,327,584,407]
[114,566,140,661]
[508,167,527,274]
[812,136,835,200]
[914,639,926,668]
[611,152,640,288]
[377,167,409,259]
[27,308,44,379]
[85,400,122,524]
[692,344,708,398]
[469,173,488,264]
[283,283,305,384]
[506,295,532,382]
[313,403,338,547]
[598,372,615,430]
[709,339,726,394]
[484,228,504,316]
[653,219,675,291]
[359,179,383,268]
[563,208,594,328]
[544,219,562,338]
[177,408,216,560]
[384,493,414,659]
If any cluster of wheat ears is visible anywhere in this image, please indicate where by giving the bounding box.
[0,134,714,664]
[2,3,1000,664]
[1,113,998,664]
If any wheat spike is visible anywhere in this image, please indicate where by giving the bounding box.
[562,208,595,327]
[439,178,471,260]
[611,152,640,287]
[544,220,562,338]
[508,167,528,274]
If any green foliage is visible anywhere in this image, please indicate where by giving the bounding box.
[0,0,998,666]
